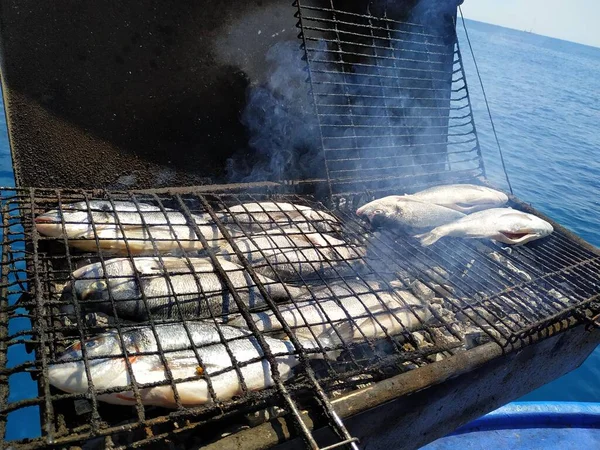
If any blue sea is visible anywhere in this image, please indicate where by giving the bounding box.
[0,18,598,441]
[457,19,600,402]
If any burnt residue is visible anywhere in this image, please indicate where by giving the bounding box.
[0,0,297,189]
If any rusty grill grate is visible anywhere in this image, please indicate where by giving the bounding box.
[296,0,484,195]
[0,186,599,448]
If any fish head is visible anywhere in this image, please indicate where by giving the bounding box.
[355,196,404,226]
[497,213,554,245]
[35,201,116,238]
[48,331,136,394]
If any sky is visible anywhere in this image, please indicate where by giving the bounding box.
[460,0,600,48]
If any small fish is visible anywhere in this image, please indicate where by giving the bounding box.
[356,197,465,229]
[219,228,365,281]
[415,208,554,246]
[35,200,228,255]
[47,322,301,407]
[61,257,306,321]
[229,280,431,347]
[408,184,509,213]
[217,202,341,233]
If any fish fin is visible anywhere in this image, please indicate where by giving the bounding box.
[152,258,206,272]
[497,212,533,224]
[414,231,442,247]
[148,355,219,373]
[115,393,137,402]
[329,318,364,344]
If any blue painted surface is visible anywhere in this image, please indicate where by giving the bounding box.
[0,17,598,443]
[423,402,600,449]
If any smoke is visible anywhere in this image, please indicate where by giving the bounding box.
[225,41,323,184]
[227,0,476,194]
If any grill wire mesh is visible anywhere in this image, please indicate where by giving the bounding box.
[0,187,599,448]
[296,0,485,195]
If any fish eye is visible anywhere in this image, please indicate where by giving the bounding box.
[84,336,105,349]
[374,209,384,215]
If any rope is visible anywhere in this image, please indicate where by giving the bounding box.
[459,6,514,194]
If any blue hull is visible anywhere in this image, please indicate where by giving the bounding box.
[423,402,600,449]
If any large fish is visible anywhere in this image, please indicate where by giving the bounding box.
[415,208,554,246]
[216,202,341,233]
[35,200,228,255]
[47,322,302,407]
[228,280,431,347]
[219,228,365,281]
[61,257,306,321]
[408,184,509,213]
[356,197,465,229]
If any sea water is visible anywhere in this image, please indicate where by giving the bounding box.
[458,19,600,402]
[0,18,598,440]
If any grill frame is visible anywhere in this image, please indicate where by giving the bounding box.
[0,184,599,449]
[296,0,485,196]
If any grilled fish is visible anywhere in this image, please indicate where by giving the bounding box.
[229,280,431,347]
[61,257,306,321]
[415,208,554,246]
[35,200,228,255]
[48,322,301,407]
[408,184,509,213]
[216,202,341,233]
[219,228,365,281]
[356,197,465,229]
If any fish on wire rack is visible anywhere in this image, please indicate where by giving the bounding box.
[35,200,233,255]
[406,184,509,213]
[48,321,307,407]
[218,228,366,281]
[415,208,554,246]
[60,257,307,321]
[229,280,432,347]
[216,202,341,233]
[356,197,465,229]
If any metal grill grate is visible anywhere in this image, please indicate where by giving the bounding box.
[0,186,599,448]
[296,0,484,195]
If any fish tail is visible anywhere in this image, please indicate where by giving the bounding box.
[414,231,442,247]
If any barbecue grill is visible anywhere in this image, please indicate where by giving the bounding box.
[0,1,599,449]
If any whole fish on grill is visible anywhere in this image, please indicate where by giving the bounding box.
[60,257,306,321]
[216,202,341,233]
[407,184,509,213]
[218,228,366,281]
[35,200,230,255]
[415,208,554,246]
[356,197,465,229]
[229,280,431,347]
[47,322,304,407]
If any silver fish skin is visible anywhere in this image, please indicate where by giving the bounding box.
[216,202,341,233]
[229,280,431,347]
[407,184,509,213]
[61,257,306,321]
[47,322,302,407]
[219,228,365,281]
[356,197,465,229]
[415,208,554,246]
[35,200,227,255]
